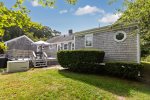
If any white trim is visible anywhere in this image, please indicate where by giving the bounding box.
[71,42,72,50]
[85,34,93,47]
[74,36,76,50]
[57,44,61,51]
[49,40,74,45]
[5,35,34,44]
[137,33,140,64]
[71,43,75,50]
[114,31,127,42]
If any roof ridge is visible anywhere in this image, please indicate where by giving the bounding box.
[5,35,34,44]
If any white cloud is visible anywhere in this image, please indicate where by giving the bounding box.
[59,10,68,14]
[75,5,105,16]
[31,0,41,7]
[98,13,122,24]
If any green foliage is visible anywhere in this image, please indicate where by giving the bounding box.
[57,50,142,79]
[114,0,150,56]
[57,50,105,71]
[13,0,77,8]
[105,62,143,79]
[0,42,7,54]
[0,58,8,68]
[0,2,31,51]
[3,26,24,41]
[0,2,54,51]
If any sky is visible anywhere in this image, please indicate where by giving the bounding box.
[1,0,124,34]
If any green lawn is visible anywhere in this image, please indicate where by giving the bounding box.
[0,67,150,100]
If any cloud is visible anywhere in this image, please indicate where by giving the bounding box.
[98,13,122,24]
[31,0,41,7]
[59,10,68,14]
[75,5,105,16]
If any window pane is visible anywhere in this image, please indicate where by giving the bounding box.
[72,43,74,50]
[85,35,93,47]
[64,44,68,50]
[116,33,124,40]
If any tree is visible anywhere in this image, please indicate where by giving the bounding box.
[13,0,77,8]
[0,2,47,52]
[3,26,24,41]
[113,0,150,57]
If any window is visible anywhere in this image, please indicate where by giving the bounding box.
[72,43,74,50]
[57,45,61,51]
[64,44,68,50]
[61,43,64,50]
[85,34,93,47]
[49,45,52,49]
[114,31,127,42]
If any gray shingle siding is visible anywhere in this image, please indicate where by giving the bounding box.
[75,28,139,63]
[6,36,35,51]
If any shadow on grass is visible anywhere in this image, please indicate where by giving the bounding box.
[141,62,150,84]
[59,69,150,97]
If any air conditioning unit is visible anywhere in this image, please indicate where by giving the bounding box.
[7,60,29,73]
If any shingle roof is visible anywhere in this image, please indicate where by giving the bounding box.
[47,35,74,43]
[5,35,34,44]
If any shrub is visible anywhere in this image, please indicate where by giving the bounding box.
[57,50,105,72]
[0,58,8,68]
[57,50,143,79]
[105,62,143,79]
[0,42,7,54]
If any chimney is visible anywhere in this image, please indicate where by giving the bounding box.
[68,29,73,36]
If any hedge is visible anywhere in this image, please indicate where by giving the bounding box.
[57,50,105,72]
[57,50,143,79]
[105,62,143,79]
[0,58,8,68]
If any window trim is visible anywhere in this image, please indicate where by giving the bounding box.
[63,43,68,50]
[114,31,127,42]
[57,44,61,51]
[71,43,74,50]
[85,34,93,47]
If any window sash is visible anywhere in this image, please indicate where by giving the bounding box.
[85,34,93,47]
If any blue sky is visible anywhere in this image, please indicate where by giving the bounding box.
[1,0,123,34]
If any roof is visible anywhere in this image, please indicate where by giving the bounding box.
[74,23,138,36]
[47,35,74,43]
[5,35,34,44]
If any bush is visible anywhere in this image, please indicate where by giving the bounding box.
[0,58,8,68]
[57,50,105,72]
[57,50,143,79]
[105,62,143,79]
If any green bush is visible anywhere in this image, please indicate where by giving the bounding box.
[0,58,8,68]
[57,50,143,79]
[57,50,105,72]
[105,62,143,79]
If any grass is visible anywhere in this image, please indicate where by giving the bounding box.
[142,55,150,62]
[0,67,150,100]
[0,68,5,73]
[141,61,150,83]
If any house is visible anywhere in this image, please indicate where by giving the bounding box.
[46,30,75,57]
[4,24,140,63]
[46,24,140,63]
[74,24,140,63]
[4,35,36,58]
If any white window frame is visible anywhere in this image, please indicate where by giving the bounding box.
[63,43,68,50]
[114,31,127,42]
[85,34,93,47]
[57,44,61,51]
[71,43,75,50]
